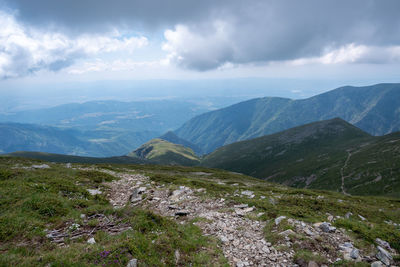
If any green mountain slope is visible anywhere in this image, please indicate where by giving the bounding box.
[201,118,400,197]
[176,83,400,154]
[159,131,202,155]
[128,138,200,166]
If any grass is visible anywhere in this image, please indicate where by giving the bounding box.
[1,156,399,265]
[0,157,227,266]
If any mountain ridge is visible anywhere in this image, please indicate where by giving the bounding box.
[175,83,400,154]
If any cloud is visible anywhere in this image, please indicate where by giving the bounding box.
[0,11,147,78]
[2,0,400,74]
[161,0,400,70]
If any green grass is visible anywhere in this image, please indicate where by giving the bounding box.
[0,157,227,266]
[128,138,200,166]
[1,156,399,265]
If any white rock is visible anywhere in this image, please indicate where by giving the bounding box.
[358,214,367,221]
[275,216,286,225]
[87,189,102,195]
[241,190,254,197]
[126,258,137,267]
[376,246,392,266]
[32,164,50,169]
[87,237,96,244]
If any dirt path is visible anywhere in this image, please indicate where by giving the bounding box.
[102,169,293,267]
[340,150,352,196]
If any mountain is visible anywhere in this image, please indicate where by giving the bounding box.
[0,99,217,157]
[159,131,202,155]
[0,122,158,157]
[175,83,400,154]
[201,118,400,197]
[128,138,200,166]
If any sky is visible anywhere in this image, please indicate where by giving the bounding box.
[0,0,400,109]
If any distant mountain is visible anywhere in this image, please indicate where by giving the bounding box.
[176,83,400,154]
[0,122,158,157]
[159,131,202,155]
[201,118,400,197]
[128,138,200,166]
[0,99,214,157]
[0,100,214,133]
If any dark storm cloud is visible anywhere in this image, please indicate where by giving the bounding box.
[2,0,225,32]
[1,0,400,71]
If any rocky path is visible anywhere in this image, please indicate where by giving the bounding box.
[101,169,293,266]
[340,150,352,196]
[93,168,396,267]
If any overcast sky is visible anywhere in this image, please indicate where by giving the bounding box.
[0,0,399,98]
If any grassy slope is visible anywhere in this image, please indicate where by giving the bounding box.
[175,83,400,154]
[1,157,399,266]
[5,151,147,164]
[0,157,227,266]
[128,138,200,166]
[201,118,400,197]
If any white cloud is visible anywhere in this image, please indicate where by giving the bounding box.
[290,44,400,66]
[162,22,234,70]
[0,11,148,78]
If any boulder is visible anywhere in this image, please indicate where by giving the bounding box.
[375,238,391,251]
[376,246,392,266]
[319,222,336,233]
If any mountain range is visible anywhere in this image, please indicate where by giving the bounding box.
[201,118,400,197]
[175,83,400,154]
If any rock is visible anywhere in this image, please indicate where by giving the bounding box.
[339,242,354,250]
[175,210,190,216]
[175,250,180,265]
[275,216,286,225]
[375,238,391,251]
[87,237,96,244]
[376,246,392,266]
[126,259,137,267]
[241,190,254,197]
[350,248,359,259]
[32,164,50,169]
[220,235,229,244]
[278,229,296,236]
[371,261,384,267]
[304,228,315,236]
[80,214,86,219]
[243,207,254,213]
[234,204,249,209]
[168,205,179,210]
[260,196,266,199]
[345,212,353,219]
[87,189,102,195]
[319,222,336,233]
[130,187,146,203]
[327,215,334,222]
[308,261,319,267]
[358,215,367,221]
